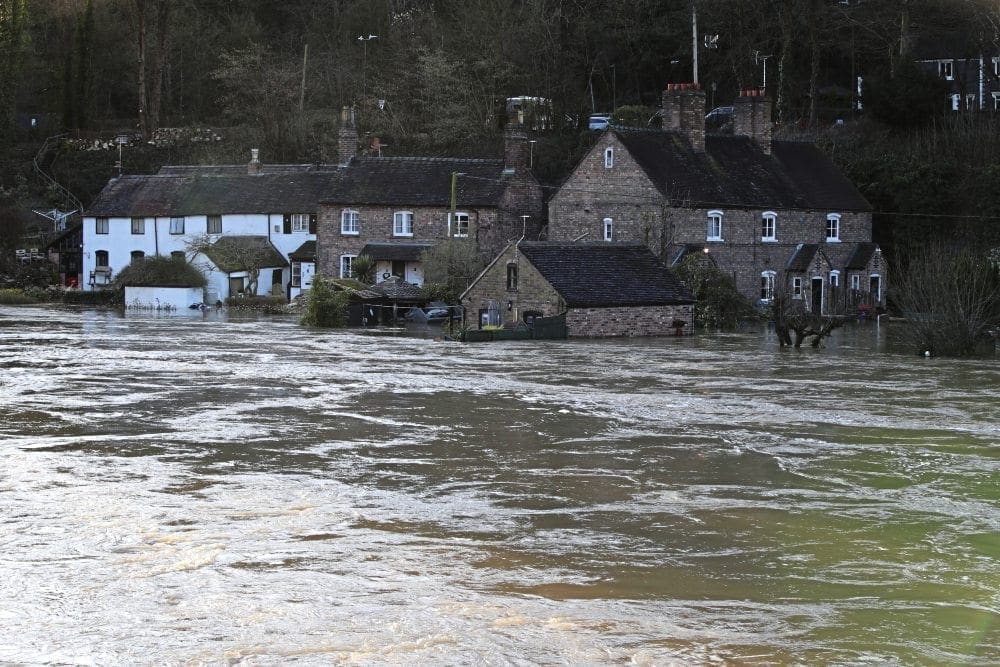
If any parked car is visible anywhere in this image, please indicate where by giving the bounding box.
[705,105,734,130]
[588,114,611,131]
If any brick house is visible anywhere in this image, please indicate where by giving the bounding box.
[315,111,544,284]
[913,36,1000,112]
[547,84,884,314]
[461,241,695,337]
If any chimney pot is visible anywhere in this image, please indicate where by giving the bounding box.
[248,148,261,174]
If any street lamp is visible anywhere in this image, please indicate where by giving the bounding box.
[358,34,378,103]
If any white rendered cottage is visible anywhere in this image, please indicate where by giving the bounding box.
[81,153,338,301]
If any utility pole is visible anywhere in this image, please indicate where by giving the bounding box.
[299,43,308,113]
[358,34,377,103]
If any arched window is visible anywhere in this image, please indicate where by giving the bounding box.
[760,270,776,302]
[761,211,777,241]
[707,210,723,241]
[826,213,841,242]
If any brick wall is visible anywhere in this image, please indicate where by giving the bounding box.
[566,304,694,337]
[461,244,562,326]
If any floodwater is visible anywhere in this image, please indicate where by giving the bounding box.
[0,306,997,665]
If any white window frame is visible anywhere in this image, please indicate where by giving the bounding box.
[951,93,961,111]
[939,60,954,80]
[829,270,840,290]
[604,147,614,168]
[452,211,469,238]
[291,261,302,287]
[95,217,108,235]
[825,213,841,242]
[291,213,310,233]
[993,92,1000,111]
[760,271,776,303]
[340,209,360,235]
[207,215,222,235]
[761,211,776,242]
[393,211,413,237]
[851,274,861,291]
[993,57,1000,78]
[131,217,145,235]
[169,216,184,235]
[340,254,357,279]
[603,217,613,241]
[707,210,723,242]
[792,276,803,299]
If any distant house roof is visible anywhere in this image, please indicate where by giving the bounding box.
[845,242,879,270]
[289,240,316,262]
[611,129,872,212]
[519,241,695,308]
[359,242,434,261]
[371,276,423,301]
[321,157,509,207]
[201,236,287,273]
[785,243,819,272]
[86,171,339,217]
[158,164,338,176]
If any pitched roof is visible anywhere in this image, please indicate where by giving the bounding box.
[785,243,819,272]
[612,129,871,212]
[86,171,339,217]
[372,276,424,301]
[158,164,338,176]
[289,240,316,261]
[845,242,879,270]
[359,242,434,261]
[322,157,509,207]
[201,236,287,273]
[519,241,695,308]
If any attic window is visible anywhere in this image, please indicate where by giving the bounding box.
[604,147,614,168]
[707,210,723,241]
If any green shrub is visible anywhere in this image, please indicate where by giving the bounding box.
[0,288,37,304]
[114,256,207,288]
[300,277,349,327]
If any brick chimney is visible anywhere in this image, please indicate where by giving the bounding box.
[662,83,706,153]
[338,106,358,166]
[733,88,773,154]
[503,112,530,174]
[248,148,261,174]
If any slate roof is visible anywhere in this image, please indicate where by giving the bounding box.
[519,241,695,308]
[359,242,434,261]
[321,157,509,207]
[86,171,339,217]
[202,236,287,273]
[845,242,878,270]
[289,240,316,262]
[612,129,871,212]
[158,164,338,176]
[785,243,819,272]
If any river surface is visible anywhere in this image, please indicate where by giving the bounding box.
[0,305,997,665]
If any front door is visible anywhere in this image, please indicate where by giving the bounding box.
[869,275,881,305]
[392,260,406,279]
[229,276,245,297]
[811,277,824,314]
[301,263,315,289]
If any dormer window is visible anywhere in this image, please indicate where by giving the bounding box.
[604,147,614,168]
[603,217,613,241]
[761,211,776,242]
[826,213,840,242]
[707,210,723,241]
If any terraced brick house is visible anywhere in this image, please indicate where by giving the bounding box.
[461,241,695,337]
[315,111,544,285]
[81,151,336,301]
[547,84,885,315]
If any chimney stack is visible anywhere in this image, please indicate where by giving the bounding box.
[503,112,530,174]
[662,83,706,153]
[248,148,261,174]
[733,88,773,154]
[338,106,358,166]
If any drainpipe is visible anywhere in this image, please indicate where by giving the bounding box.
[154,216,159,256]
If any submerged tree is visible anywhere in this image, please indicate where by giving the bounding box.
[674,254,757,330]
[771,283,848,349]
[892,243,1000,356]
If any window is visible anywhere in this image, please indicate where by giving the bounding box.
[291,213,309,233]
[95,217,108,235]
[603,217,613,241]
[965,94,977,111]
[341,209,360,235]
[825,213,840,242]
[131,217,145,235]
[939,60,953,80]
[829,270,840,288]
[291,262,302,287]
[604,147,614,168]
[453,212,469,238]
[393,211,413,236]
[760,271,776,302]
[170,251,185,261]
[707,210,723,241]
[951,94,961,111]
[994,57,1000,78]
[95,250,109,267]
[340,255,356,279]
[130,250,145,263]
[169,217,184,234]
[207,215,222,234]
[761,211,776,241]
[792,276,803,299]
[994,92,1000,111]
[851,274,861,291]
[506,263,518,291]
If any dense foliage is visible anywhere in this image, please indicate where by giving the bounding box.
[300,276,349,327]
[113,255,206,287]
[673,254,758,330]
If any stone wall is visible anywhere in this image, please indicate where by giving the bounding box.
[566,304,694,337]
[461,244,562,327]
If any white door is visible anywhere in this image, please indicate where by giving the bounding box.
[301,263,315,289]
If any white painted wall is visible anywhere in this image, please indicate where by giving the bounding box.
[124,286,205,310]
[81,211,314,299]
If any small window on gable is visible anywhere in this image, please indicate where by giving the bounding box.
[851,274,861,291]
[939,60,954,80]
[829,270,840,288]
[792,276,803,298]
[207,215,222,234]
[506,263,518,291]
[603,217,613,241]
[604,147,614,168]
[826,213,840,242]
[761,211,776,241]
[707,210,723,241]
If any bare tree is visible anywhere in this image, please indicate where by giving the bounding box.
[185,234,281,296]
[772,280,849,349]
